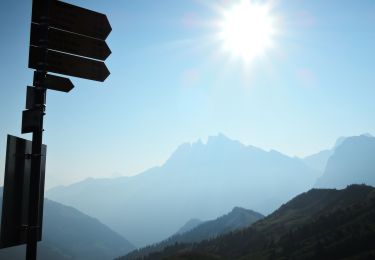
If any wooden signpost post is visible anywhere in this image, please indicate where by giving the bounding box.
[0,0,111,259]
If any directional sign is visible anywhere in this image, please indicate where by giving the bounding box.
[32,73,74,93]
[29,46,110,82]
[44,74,75,92]
[30,23,111,61]
[32,0,112,40]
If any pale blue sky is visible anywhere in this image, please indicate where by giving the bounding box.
[1,0,375,188]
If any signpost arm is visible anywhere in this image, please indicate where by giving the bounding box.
[26,1,48,259]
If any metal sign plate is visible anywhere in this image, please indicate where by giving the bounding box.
[0,135,46,249]
[30,23,111,61]
[26,86,45,110]
[32,0,111,40]
[29,46,110,82]
[32,73,75,93]
[21,109,43,134]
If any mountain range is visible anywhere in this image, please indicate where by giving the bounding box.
[47,134,319,246]
[1,133,375,258]
[122,207,264,259]
[46,133,375,247]
[134,184,375,259]
[0,188,135,260]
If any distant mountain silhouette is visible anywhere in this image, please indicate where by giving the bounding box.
[0,189,135,260]
[47,134,318,246]
[175,219,203,235]
[315,134,375,188]
[121,207,263,260]
[303,133,373,174]
[137,184,375,259]
[303,149,332,173]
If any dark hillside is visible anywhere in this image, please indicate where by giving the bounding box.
[136,185,375,260]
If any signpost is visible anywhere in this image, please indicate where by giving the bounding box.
[1,0,111,259]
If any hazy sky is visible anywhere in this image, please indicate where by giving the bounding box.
[1,0,375,188]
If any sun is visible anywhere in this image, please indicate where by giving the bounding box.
[218,0,276,63]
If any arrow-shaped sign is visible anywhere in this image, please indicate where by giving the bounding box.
[29,46,110,82]
[32,73,75,93]
[44,74,75,92]
[30,23,111,61]
[32,0,112,40]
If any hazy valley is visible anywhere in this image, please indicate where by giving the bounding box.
[43,134,375,255]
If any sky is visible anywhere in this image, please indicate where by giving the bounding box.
[1,0,375,189]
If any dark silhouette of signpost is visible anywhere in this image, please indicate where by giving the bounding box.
[0,0,111,259]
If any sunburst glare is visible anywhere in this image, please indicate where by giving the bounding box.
[217,0,277,63]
